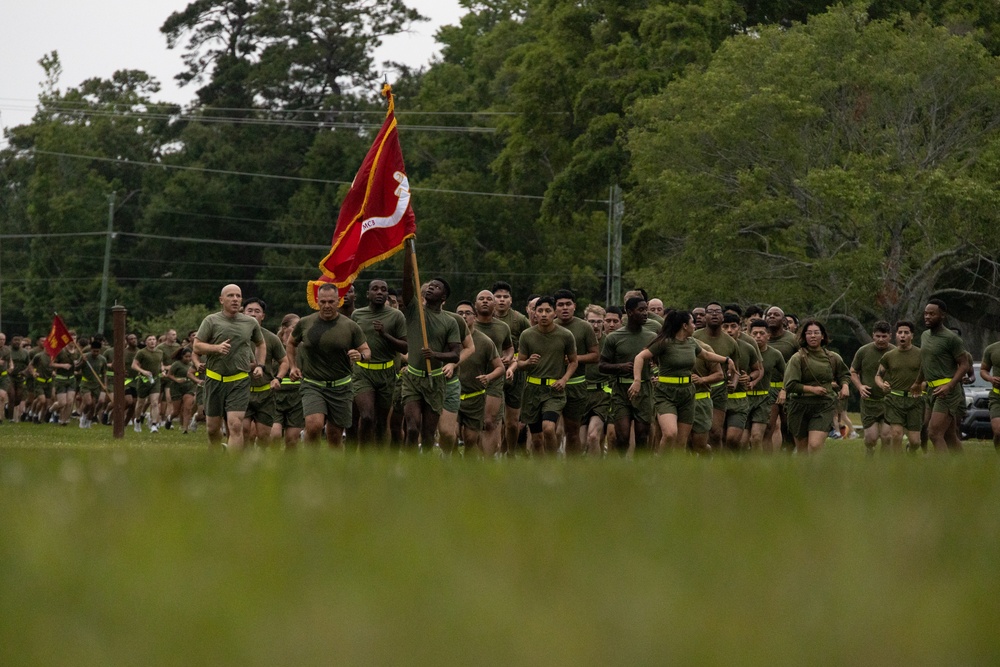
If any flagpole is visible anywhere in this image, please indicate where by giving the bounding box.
[407,238,433,373]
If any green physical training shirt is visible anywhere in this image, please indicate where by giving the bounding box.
[783,348,850,397]
[557,316,598,379]
[919,328,966,383]
[458,330,499,394]
[403,300,461,370]
[694,328,738,360]
[601,327,656,380]
[133,348,163,377]
[851,342,895,400]
[292,313,366,381]
[646,336,702,378]
[518,325,577,380]
[879,346,922,392]
[495,309,531,352]
[352,305,407,362]
[196,312,264,377]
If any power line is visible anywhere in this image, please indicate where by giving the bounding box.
[2,103,501,133]
[25,149,584,201]
[0,97,534,116]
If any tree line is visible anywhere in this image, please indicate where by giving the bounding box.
[2,0,1000,354]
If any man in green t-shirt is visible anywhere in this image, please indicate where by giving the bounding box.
[131,334,165,433]
[554,288,600,455]
[492,280,532,455]
[242,297,287,446]
[193,283,266,450]
[916,299,969,453]
[517,295,578,455]
[456,301,505,456]
[850,320,895,453]
[78,336,108,428]
[747,319,786,453]
[472,290,514,454]
[400,249,461,450]
[599,297,656,455]
[287,283,370,447]
[979,335,1000,452]
[721,314,763,451]
[876,320,924,452]
[352,279,408,446]
[694,303,739,448]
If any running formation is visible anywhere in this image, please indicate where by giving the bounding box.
[0,286,991,455]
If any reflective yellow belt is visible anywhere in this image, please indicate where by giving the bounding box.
[565,376,586,385]
[250,384,271,393]
[748,390,769,396]
[890,390,907,396]
[280,378,301,386]
[618,377,639,384]
[927,378,950,388]
[527,376,556,386]
[55,375,72,380]
[460,389,485,400]
[710,381,726,388]
[357,359,394,370]
[586,382,607,391]
[0,371,6,376]
[658,376,690,384]
[36,377,52,384]
[992,388,1000,395]
[302,376,352,388]
[771,381,783,388]
[205,369,248,382]
[695,391,711,400]
[728,391,747,399]
[406,366,445,378]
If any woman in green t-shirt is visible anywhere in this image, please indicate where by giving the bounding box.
[166,348,198,434]
[782,319,851,454]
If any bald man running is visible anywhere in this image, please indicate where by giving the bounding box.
[193,284,266,450]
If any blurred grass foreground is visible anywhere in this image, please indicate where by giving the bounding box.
[2,427,999,666]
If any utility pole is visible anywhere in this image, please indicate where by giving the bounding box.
[609,184,623,306]
[98,193,115,334]
[98,190,137,334]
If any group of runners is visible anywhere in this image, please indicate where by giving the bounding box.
[1,270,993,455]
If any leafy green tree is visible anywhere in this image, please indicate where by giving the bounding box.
[3,53,173,334]
[626,7,1000,341]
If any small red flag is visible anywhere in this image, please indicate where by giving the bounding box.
[43,315,73,359]
[308,83,416,309]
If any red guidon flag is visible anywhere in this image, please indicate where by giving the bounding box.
[308,83,416,308]
[43,314,72,359]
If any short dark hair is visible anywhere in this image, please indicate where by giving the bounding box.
[553,288,576,303]
[928,298,948,313]
[606,306,624,317]
[895,320,916,334]
[748,318,767,331]
[387,287,398,297]
[456,300,474,310]
[723,303,743,317]
[786,313,799,325]
[89,338,103,350]
[873,320,891,334]
[243,297,266,313]
[430,277,451,298]
[535,295,556,310]
[526,294,540,304]
[745,305,764,319]
[491,281,513,294]
[722,313,741,325]
[624,296,645,313]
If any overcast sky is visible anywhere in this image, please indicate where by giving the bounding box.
[0,0,465,141]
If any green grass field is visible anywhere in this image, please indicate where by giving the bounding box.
[2,424,999,666]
